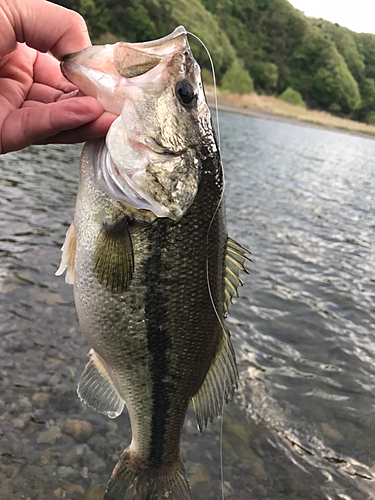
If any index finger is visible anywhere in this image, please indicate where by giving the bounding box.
[2,0,91,59]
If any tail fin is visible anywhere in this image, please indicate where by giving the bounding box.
[104,448,191,500]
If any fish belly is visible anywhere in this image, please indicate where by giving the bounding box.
[73,142,227,467]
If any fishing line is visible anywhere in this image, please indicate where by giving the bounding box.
[187,30,228,500]
[185,32,225,330]
[186,31,221,152]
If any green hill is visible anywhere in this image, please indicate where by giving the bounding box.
[52,0,375,122]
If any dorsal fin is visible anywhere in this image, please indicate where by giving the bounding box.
[191,237,250,430]
[224,237,252,316]
[55,222,76,284]
[191,328,238,431]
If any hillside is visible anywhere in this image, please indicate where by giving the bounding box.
[52,0,375,123]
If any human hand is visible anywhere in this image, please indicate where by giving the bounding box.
[0,0,117,154]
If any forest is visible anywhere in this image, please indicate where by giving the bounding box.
[51,0,375,123]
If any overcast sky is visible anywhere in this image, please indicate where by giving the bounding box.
[288,0,375,34]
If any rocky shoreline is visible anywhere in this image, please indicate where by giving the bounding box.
[0,314,253,500]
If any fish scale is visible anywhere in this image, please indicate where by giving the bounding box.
[56,26,250,500]
[75,139,225,473]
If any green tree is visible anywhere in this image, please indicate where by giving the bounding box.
[51,0,110,39]
[169,0,236,75]
[251,62,278,93]
[289,26,361,111]
[361,78,375,106]
[221,59,254,94]
[366,111,375,124]
[103,0,236,78]
[279,87,305,106]
[51,0,375,120]
[355,33,375,67]
[312,55,361,111]
[311,19,366,82]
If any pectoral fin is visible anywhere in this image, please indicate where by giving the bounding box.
[191,328,238,431]
[55,222,76,284]
[224,237,252,315]
[77,349,124,419]
[93,216,134,293]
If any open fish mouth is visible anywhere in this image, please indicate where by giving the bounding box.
[61,26,189,115]
[61,26,210,220]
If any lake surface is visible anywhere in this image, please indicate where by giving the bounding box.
[0,111,374,500]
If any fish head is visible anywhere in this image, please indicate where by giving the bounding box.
[62,27,216,220]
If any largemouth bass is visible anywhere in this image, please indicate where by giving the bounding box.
[57,26,250,500]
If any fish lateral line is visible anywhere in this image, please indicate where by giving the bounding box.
[54,26,253,500]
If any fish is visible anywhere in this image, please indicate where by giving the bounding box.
[56,26,250,500]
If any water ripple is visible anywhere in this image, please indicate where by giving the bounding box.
[1,118,375,498]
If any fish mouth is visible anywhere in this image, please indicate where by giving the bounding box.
[61,26,190,115]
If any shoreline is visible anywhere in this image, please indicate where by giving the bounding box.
[206,96,375,141]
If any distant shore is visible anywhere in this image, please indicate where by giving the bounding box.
[206,91,375,141]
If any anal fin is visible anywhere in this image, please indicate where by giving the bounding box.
[191,328,238,431]
[55,222,76,284]
[78,349,125,419]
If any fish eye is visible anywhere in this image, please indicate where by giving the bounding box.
[175,80,197,107]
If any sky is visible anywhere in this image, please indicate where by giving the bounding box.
[288,0,375,34]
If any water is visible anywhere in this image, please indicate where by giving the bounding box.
[0,112,374,499]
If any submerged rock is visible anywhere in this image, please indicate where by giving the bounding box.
[223,421,267,482]
[84,483,106,500]
[44,357,64,370]
[12,413,32,429]
[53,481,85,498]
[37,425,62,444]
[40,447,60,465]
[84,449,106,472]
[57,465,76,478]
[63,419,92,442]
[32,392,50,408]
[188,463,211,496]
